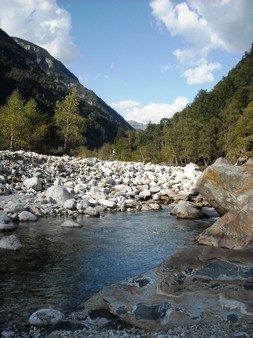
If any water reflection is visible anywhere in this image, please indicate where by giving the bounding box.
[0,208,214,329]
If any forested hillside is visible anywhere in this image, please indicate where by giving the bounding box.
[0,28,132,153]
[113,45,253,166]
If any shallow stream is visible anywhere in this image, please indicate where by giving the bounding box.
[0,208,214,329]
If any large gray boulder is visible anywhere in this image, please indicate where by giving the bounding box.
[197,203,253,249]
[196,158,253,216]
[196,158,253,249]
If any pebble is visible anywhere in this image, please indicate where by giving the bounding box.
[2,320,252,338]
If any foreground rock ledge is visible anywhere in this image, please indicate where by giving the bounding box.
[77,246,253,330]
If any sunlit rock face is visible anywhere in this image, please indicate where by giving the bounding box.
[82,246,253,330]
[196,158,253,216]
[197,203,253,249]
[196,158,253,249]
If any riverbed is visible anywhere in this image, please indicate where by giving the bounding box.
[0,208,214,330]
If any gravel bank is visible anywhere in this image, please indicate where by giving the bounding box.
[2,320,252,338]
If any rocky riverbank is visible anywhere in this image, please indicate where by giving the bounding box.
[2,152,253,337]
[0,150,207,250]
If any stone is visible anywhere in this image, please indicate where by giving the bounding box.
[0,215,17,231]
[184,162,201,180]
[29,308,64,327]
[0,234,22,250]
[196,159,253,215]
[171,200,206,219]
[61,219,82,228]
[1,330,15,338]
[98,199,116,208]
[23,177,42,191]
[149,186,161,193]
[85,207,100,217]
[19,210,38,222]
[46,185,74,205]
[139,189,151,199]
[64,198,76,210]
[83,246,253,330]
[197,203,253,249]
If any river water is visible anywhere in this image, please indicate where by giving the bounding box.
[0,208,214,329]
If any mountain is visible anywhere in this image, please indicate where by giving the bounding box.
[127,120,147,130]
[0,28,132,150]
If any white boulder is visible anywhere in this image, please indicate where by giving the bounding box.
[45,185,74,205]
[23,177,42,191]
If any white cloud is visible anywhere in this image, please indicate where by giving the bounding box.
[0,0,77,64]
[150,0,253,84]
[112,97,188,124]
[110,100,141,110]
[183,61,221,84]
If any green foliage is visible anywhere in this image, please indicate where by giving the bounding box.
[54,88,85,153]
[113,46,253,166]
[0,90,48,151]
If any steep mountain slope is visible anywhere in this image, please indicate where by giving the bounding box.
[0,28,132,149]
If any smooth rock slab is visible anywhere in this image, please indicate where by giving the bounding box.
[29,308,64,327]
[83,246,253,330]
[0,234,22,250]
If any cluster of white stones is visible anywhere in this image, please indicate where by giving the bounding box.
[0,150,203,249]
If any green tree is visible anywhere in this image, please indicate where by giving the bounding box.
[22,98,49,151]
[54,88,85,153]
[0,90,26,150]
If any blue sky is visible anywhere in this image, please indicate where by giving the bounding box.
[0,0,252,123]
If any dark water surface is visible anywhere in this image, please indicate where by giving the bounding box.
[0,208,214,329]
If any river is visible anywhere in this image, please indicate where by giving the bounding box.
[0,208,214,329]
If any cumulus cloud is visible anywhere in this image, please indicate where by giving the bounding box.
[150,0,253,84]
[111,97,188,124]
[183,61,221,84]
[0,0,77,64]
[110,100,141,110]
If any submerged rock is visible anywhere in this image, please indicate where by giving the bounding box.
[61,219,82,228]
[0,234,22,250]
[0,215,17,231]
